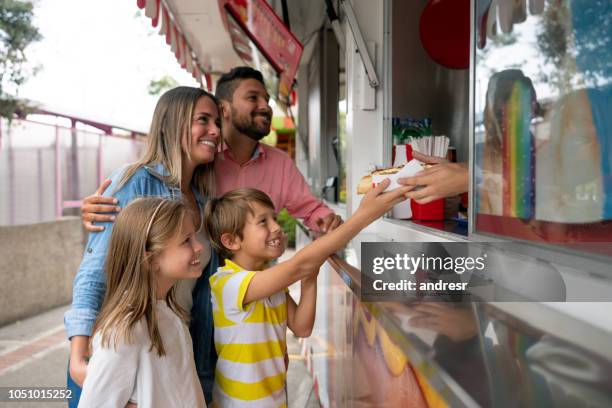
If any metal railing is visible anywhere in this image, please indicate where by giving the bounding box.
[0,114,145,226]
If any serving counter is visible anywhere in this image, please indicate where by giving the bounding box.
[291,0,612,405]
[301,229,612,408]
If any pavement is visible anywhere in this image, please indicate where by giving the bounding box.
[0,249,319,407]
[0,306,69,407]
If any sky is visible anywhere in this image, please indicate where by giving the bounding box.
[19,0,199,133]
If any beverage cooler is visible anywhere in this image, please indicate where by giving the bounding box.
[297,0,612,406]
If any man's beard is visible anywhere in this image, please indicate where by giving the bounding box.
[231,106,271,141]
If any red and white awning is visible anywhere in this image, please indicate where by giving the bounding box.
[136,0,242,90]
[477,0,546,49]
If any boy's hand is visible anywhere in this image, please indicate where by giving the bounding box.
[82,179,121,232]
[356,179,412,221]
[317,213,343,233]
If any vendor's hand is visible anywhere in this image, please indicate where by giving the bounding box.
[408,302,476,342]
[69,355,88,387]
[411,150,449,165]
[82,179,121,232]
[316,213,343,233]
[125,403,138,408]
[398,162,468,204]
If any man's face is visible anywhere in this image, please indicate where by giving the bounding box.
[228,78,273,141]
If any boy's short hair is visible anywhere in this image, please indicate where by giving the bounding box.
[215,66,265,102]
[204,188,275,260]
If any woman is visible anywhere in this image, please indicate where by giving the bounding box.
[64,86,220,407]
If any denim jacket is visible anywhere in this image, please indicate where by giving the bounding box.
[64,163,218,402]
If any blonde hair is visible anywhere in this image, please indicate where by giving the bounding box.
[92,197,190,356]
[117,86,218,198]
[204,188,275,260]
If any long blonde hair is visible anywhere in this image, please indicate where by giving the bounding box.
[92,197,190,356]
[118,86,217,198]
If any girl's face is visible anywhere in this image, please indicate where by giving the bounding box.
[155,214,204,287]
[183,95,221,166]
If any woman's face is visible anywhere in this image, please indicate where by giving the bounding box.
[183,95,221,165]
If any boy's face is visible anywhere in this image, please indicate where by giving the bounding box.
[235,200,285,264]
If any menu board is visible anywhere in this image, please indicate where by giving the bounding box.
[474,0,611,245]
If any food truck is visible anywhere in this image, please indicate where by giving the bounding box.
[137,0,612,406]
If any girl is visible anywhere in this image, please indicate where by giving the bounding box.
[66,87,220,405]
[79,197,206,407]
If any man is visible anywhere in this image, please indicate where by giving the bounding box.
[213,66,341,231]
[78,67,342,403]
[83,67,341,232]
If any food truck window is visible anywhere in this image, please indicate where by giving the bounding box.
[388,0,470,234]
[474,0,612,248]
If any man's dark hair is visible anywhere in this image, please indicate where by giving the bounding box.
[215,66,265,102]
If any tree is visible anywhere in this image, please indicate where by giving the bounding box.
[0,0,42,119]
[536,0,611,91]
[147,75,179,96]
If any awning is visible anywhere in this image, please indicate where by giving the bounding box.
[477,0,545,49]
[136,0,242,90]
[135,0,303,105]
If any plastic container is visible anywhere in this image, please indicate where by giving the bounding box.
[410,199,445,221]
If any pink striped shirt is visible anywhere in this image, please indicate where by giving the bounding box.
[214,143,333,230]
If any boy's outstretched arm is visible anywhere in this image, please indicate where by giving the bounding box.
[243,179,410,305]
[286,276,318,337]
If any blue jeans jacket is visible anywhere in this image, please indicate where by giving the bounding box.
[64,163,216,404]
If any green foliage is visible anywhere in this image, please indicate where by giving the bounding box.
[148,75,179,96]
[0,0,42,118]
[535,1,573,91]
[277,208,297,248]
[536,0,611,90]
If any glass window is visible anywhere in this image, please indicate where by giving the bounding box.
[474,0,611,244]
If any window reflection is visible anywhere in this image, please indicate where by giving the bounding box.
[475,0,611,243]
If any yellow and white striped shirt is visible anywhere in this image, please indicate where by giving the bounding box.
[210,260,287,408]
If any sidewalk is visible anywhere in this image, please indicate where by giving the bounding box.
[0,291,318,407]
[0,305,69,407]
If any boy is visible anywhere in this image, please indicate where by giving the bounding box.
[204,181,409,407]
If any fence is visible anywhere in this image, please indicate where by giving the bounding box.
[0,115,145,226]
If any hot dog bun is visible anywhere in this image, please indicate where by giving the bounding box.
[357,166,403,194]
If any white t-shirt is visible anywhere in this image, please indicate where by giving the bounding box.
[79,301,206,408]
